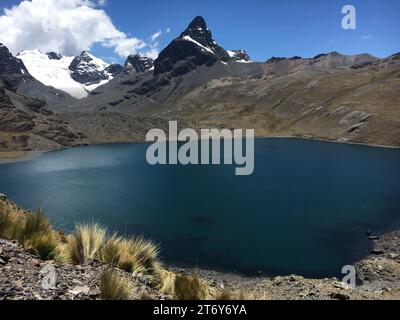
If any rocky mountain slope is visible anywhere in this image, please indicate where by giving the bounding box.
[0,45,87,159]
[56,17,399,148]
[0,79,86,159]
[1,16,400,159]
[0,44,75,109]
[0,44,32,88]
[124,54,154,74]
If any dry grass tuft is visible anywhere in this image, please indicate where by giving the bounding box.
[66,223,106,264]
[2,199,220,301]
[100,235,160,275]
[0,204,60,260]
[25,232,59,260]
[128,237,160,274]
[155,268,176,295]
[99,234,124,264]
[0,201,16,238]
[18,210,51,240]
[174,274,206,300]
[100,268,133,300]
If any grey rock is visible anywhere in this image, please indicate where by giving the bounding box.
[68,286,90,295]
[371,247,385,255]
[124,55,154,74]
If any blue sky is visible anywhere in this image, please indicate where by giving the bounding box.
[1,0,399,63]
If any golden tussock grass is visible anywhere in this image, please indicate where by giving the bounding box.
[66,223,107,264]
[1,201,60,260]
[100,235,160,276]
[155,268,176,295]
[173,274,207,300]
[0,201,17,238]
[99,267,133,300]
[1,199,232,301]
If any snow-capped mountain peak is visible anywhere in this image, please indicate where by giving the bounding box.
[69,51,112,85]
[17,50,122,99]
[227,50,252,63]
[154,16,231,76]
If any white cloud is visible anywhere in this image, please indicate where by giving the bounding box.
[143,48,160,60]
[0,0,159,58]
[150,30,162,42]
[104,37,146,58]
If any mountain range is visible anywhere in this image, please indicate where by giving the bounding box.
[1,16,400,158]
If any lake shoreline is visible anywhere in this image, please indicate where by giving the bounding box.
[1,216,399,300]
[0,193,398,284]
[1,136,399,295]
[1,134,400,164]
[1,190,400,300]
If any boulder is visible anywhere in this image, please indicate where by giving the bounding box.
[371,247,384,255]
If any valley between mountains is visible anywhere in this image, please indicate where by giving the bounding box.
[1,16,400,161]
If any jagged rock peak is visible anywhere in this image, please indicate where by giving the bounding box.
[46,52,63,60]
[0,44,12,57]
[73,51,93,63]
[124,54,154,73]
[187,16,208,30]
[154,16,230,76]
[0,44,32,88]
[180,16,218,51]
[68,51,111,85]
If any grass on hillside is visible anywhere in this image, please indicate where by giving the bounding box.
[65,223,107,264]
[100,267,133,300]
[0,201,59,260]
[173,274,206,300]
[99,234,160,275]
[1,198,248,301]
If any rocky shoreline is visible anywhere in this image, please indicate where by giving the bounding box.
[0,239,168,300]
[1,134,400,165]
[1,232,400,300]
[175,230,400,300]
[1,194,399,300]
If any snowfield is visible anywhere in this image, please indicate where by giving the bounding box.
[18,50,111,99]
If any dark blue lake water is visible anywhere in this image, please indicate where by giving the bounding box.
[0,139,400,278]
